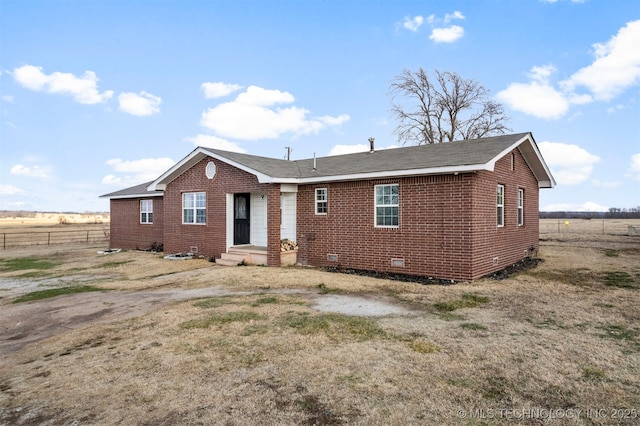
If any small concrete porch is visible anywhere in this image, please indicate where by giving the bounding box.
[216,245,297,267]
[216,245,267,266]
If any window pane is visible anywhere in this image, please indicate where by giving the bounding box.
[196,209,206,223]
[196,193,206,207]
[184,209,194,223]
[148,212,153,223]
[183,194,194,208]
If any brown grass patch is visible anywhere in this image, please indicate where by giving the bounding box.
[1,222,639,425]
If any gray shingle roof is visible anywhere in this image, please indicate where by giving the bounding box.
[100,181,163,199]
[202,132,532,179]
[102,132,554,199]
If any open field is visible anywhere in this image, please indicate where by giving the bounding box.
[0,212,109,227]
[0,221,639,425]
[0,218,110,250]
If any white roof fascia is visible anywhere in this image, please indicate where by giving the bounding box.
[147,147,277,189]
[204,151,277,183]
[100,192,164,200]
[292,164,487,184]
[147,148,204,191]
[514,135,556,188]
[483,134,530,172]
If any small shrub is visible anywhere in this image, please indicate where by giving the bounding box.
[603,249,619,257]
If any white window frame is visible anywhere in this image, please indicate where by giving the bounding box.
[375,184,399,228]
[315,188,327,215]
[517,188,524,226]
[497,185,504,227]
[183,192,206,224]
[140,199,153,224]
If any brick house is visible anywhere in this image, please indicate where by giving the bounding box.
[101,132,555,281]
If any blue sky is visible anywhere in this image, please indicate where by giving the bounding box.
[1,0,638,213]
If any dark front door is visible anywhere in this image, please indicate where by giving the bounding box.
[234,193,250,245]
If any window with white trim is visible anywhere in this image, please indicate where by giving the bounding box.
[497,185,504,227]
[140,199,153,224]
[517,188,524,226]
[375,184,399,227]
[315,188,327,215]
[183,192,206,224]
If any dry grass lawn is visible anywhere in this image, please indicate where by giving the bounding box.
[0,221,639,425]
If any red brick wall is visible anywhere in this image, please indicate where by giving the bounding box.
[162,157,274,260]
[296,148,540,281]
[109,197,164,250]
[469,149,540,279]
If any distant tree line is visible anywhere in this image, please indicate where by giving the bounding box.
[540,207,640,219]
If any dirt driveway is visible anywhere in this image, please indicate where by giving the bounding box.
[0,253,416,367]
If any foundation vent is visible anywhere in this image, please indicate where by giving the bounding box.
[391,258,405,267]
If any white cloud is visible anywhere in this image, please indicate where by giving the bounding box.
[201,82,243,99]
[0,182,23,195]
[592,179,621,189]
[540,201,608,212]
[235,86,295,106]
[429,25,464,43]
[499,20,640,119]
[561,20,640,101]
[443,11,465,23]
[103,157,175,186]
[2,95,14,103]
[200,85,349,140]
[118,91,162,116]
[627,153,640,181]
[10,163,52,179]
[538,141,600,185]
[13,64,113,104]
[496,80,569,119]
[317,114,350,126]
[401,15,424,32]
[607,104,626,114]
[529,64,557,82]
[185,134,247,153]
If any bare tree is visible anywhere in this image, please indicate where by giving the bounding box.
[390,68,510,144]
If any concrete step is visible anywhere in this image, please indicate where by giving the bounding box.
[216,252,247,266]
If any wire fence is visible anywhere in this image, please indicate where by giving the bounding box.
[539,219,640,236]
[0,228,109,249]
